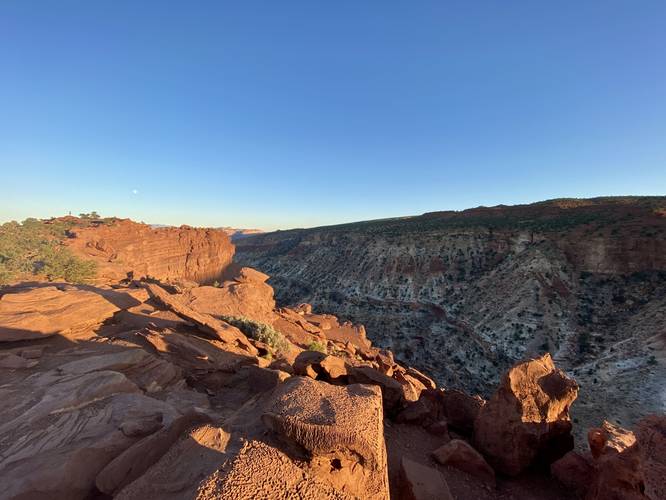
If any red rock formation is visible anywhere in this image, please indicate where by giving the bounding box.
[293,350,349,383]
[182,266,276,325]
[0,285,140,341]
[588,420,637,459]
[473,353,578,476]
[66,219,234,283]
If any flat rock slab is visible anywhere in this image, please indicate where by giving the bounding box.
[399,457,453,500]
[0,286,121,341]
[262,377,390,499]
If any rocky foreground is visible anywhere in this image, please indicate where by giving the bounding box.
[0,219,664,499]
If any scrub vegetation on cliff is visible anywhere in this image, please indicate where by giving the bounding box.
[0,217,99,284]
[220,314,290,354]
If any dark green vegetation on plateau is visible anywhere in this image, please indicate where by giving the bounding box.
[0,217,100,285]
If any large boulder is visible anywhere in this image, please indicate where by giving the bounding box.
[588,420,637,459]
[182,266,276,325]
[261,377,390,499]
[0,286,121,341]
[348,365,404,411]
[586,443,645,500]
[570,416,665,500]
[293,350,348,383]
[473,353,578,476]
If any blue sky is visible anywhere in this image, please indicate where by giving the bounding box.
[1,1,665,230]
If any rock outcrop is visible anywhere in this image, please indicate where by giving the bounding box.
[588,420,637,458]
[0,285,124,341]
[66,219,234,283]
[182,266,276,325]
[473,353,578,476]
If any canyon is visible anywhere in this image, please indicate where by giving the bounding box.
[0,210,664,499]
[235,197,666,441]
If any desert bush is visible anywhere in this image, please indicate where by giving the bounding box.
[39,246,97,283]
[221,315,290,354]
[306,340,327,353]
[0,218,97,284]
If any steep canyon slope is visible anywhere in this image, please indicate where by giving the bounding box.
[235,197,666,435]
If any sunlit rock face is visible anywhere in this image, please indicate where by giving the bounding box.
[66,219,235,284]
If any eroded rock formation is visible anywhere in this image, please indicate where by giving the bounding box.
[66,219,234,283]
[474,353,578,476]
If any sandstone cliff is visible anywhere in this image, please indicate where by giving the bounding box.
[65,219,234,284]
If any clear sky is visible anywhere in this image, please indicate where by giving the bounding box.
[1,1,665,230]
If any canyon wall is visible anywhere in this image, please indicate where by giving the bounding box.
[235,197,666,436]
[65,219,234,284]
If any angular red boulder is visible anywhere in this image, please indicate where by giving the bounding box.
[293,350,348,383]
[588,420,637,459]
[473,353,578,476]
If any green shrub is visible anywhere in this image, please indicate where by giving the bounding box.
[40,246,97,283]
[0,218,97,284]
[306,340,327,353]
[221,315,290,354]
